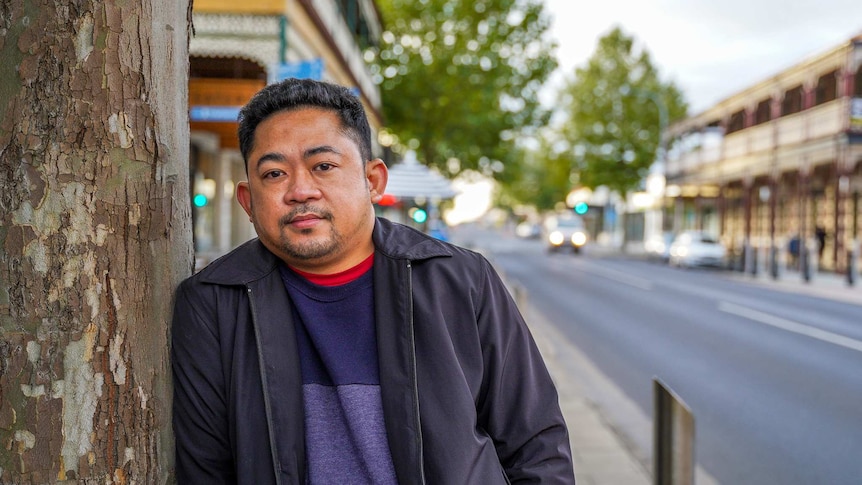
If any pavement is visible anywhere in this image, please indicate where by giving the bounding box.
[485,238,862,485]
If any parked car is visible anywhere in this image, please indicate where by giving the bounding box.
[543,215,588,254]
[645,231,675,262]
[668,231,727,268]
[515,221,542,239]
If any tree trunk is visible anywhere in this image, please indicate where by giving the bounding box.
[0,1,192,483]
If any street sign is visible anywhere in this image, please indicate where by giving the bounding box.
[189,106,241,122]
[270,58,324,84]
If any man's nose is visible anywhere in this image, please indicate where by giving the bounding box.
[285,171,321,203]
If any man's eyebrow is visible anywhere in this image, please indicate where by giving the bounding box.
[304,145,342,158]
[255,152,285,167]
[253,145,342,168]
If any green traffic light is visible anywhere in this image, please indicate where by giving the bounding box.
[412,208,428,223]
[193,194,208,207]
[574,202,588,215]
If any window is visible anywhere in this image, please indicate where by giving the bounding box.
[855,65,862,96]
[726,109,746,134]
[754,99,771,125]
[814,71,838,105]
[337,0,377,49]
[781,85,804,116]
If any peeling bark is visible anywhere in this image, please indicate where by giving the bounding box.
[0,1,193,483]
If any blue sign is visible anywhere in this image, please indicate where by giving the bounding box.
[189,106,241,122]
[270,58,324,83]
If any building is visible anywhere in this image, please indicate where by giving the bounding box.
[664,33,862,274]
[187,0,383,266]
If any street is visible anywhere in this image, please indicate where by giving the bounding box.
[451,224,862,485]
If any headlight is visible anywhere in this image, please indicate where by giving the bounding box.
[572,232,587,246]
[549,231,564,245]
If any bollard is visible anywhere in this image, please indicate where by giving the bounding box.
[770,245,780,280]
[848,240,858,287]
[653,378,695,485]
[742,243,752,274]
[513,284,528,310]
[801,245,811,283]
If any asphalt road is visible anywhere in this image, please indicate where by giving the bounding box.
[452,224,862,485]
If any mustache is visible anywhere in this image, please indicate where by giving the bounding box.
[279,205,333,225]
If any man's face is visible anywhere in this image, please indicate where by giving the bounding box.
[236,107,387,274]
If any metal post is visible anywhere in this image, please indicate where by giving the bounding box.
[801,242,811,282]
[653,378,695,485]
[848,239,858,287]
[770,245,782,280]
[513,284,528,310]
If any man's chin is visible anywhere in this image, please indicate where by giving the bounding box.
[278,237,338,262]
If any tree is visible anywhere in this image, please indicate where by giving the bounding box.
[496,138,571,212]
[557,26,687,197]
[0,1,192,482]
[367,0,557,179]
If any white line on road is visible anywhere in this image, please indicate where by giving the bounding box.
[718,302,862,354]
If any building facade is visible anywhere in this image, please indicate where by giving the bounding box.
[665,34,862,274]
[187,0,383,267]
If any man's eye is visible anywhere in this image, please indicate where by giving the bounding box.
[314,163,334,172]
[263,170,284,179]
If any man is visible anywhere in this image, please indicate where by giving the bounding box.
[171,78,575,484]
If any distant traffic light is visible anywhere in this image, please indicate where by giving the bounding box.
[193,193,209,207]
[409,207,428,224]
[574,202,589,215]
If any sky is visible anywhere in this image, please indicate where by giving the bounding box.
[541,0,862,114]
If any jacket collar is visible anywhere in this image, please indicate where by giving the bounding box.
[198,217,452,285]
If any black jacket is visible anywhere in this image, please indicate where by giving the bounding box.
[172,218,575,484]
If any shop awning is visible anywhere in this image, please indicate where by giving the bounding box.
[384,150,457,199]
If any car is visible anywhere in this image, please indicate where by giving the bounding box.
[668,231,727,268]
[645,231,675,262]
[515,221,542,239]
[543,215,589,254]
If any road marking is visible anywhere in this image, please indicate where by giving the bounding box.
[718,302,862,354]
[575,263,653,291]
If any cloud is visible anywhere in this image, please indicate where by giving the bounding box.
[543,0,862,112]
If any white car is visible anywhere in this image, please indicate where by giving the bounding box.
[668,231,727,268]
[544,215,589,254]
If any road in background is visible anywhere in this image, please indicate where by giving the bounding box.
[451,224,862,485]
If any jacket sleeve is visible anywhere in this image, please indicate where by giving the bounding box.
[474,258,576,484]
[171,280,236,483]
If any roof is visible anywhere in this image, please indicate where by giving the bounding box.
[384,150,458,199]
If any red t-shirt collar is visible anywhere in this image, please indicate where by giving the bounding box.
[289,252,374,287]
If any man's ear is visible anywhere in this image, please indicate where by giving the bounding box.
[236,181,253,221]
[366,158,388,204]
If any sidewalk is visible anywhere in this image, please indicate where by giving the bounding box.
[520,297,652,485]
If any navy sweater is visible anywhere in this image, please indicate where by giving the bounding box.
[279,265,397,484]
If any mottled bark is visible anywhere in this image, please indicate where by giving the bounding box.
[0,1,192,483]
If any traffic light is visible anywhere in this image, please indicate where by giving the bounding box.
[409,207,428,224]
[574,202,589,215]
[193,193,209,207]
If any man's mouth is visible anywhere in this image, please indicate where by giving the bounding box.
[282,210,329,230]
[290,214,320,223]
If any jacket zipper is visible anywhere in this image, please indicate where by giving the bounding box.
[406,261,427,485]
[248,286,284,485]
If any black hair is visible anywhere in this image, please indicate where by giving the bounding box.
[237,78,372,168]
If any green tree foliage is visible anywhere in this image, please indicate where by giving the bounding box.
[367,0,557,177]
[496,139,571,211]
[557,26,687,197]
